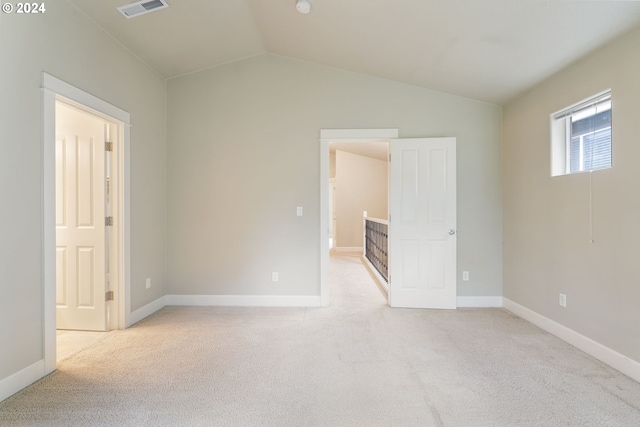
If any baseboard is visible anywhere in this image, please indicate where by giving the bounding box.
[457,296,503,308]
[360,255,389,295]
[165,294,322,307]
[333,247,363,253]
[503,298,640,384]
[129,296,167,326]
[0,360,44,402]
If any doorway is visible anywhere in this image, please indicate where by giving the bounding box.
[319,129,458,309]
[55,101,114,332]
[320,129,398,306]
[42,73,131,374]
[54,101,115,361]
[329,139,390,301]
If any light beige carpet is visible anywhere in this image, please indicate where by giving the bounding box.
[56,330,109,362]
[1,253,640,426]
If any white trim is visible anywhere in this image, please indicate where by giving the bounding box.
[456,296,503,308]
[42,82,57,375]
[42,74,130,125]
[42,73,131,376]
[320,128,399,140]
[503,298,640,384]
[130,296,167,325]
[166,295,322,307]
[121,123,132,328]
[361,255,389,296]
[333,247,364,253]
[320,137,330,306]
[319,129,399,308]
[0,360,44,402]
[364,216,389,225]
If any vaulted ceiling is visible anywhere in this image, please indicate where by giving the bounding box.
[68,0,640,105]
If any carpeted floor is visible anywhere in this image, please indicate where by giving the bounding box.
[56,330,109,362]
[1,253,640,426]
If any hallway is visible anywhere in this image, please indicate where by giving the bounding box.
[328,252,387,310]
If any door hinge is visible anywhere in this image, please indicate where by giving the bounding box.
[105,141,113,152]
[105,216,113,226]
[105,290,114,301]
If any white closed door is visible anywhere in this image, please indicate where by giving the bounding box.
[55,102,108,331]
[388,137,457,309]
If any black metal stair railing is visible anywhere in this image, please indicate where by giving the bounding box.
[364,218,388,283]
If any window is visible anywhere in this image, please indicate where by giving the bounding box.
[551,90,612,176]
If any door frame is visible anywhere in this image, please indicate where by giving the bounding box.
[42,73,131,374]
[319,129,398,306]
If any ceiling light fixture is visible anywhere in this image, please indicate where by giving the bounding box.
[296,0,311,14]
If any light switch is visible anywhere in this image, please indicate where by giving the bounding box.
[297,207,303,216]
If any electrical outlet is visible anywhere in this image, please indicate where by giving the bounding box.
[146,277,151,289]
[559,293,567,308]
[462,271,469,281]
[272,272,279,282]
[297,207,303,216]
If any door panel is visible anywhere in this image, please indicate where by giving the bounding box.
[77,247,96,307]
[76,137,95,227]
[401,149,418,222]
[400,239,419,289]
[389,138,457,309]
[55,247,67,306]
[56,102,107,331]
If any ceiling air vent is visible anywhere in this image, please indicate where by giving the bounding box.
[117,0,169,19]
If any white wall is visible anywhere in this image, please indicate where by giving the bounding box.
[503,27,640,363]
[0,3,166,382]
[335,151,388,248]
[166,54,502,299]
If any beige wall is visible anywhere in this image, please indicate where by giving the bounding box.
[329,152,336,179]
[166,53,502,298]
[503,28,640,363]
[0,3,166,381]
[335,151,388,248]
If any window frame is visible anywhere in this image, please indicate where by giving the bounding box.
[550,89,612,177]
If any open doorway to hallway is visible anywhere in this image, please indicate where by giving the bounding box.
[319,129,398,307]
[43,72,131,375]
[328,140,390,303]
[320,129,458,310]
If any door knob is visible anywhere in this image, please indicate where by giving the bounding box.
[448,229,456,235]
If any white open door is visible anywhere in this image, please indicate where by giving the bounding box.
[388,137,457,309]
[55,102,108,331]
